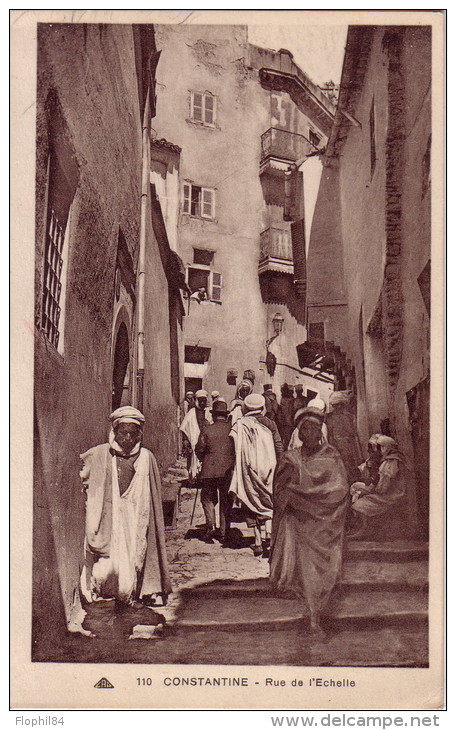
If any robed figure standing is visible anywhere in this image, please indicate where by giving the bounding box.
[229,393,277,555]
[270,407,349,635]
[79,406,171,608]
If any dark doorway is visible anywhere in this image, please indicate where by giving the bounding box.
[305,388,318,405]
[112,322,130,410]
[185,377,202,395]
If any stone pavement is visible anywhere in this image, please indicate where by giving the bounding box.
[158,486,271,625]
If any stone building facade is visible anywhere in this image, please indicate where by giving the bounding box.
[152,24,335,403]
[34,23,186,654]
[306,26,432,529]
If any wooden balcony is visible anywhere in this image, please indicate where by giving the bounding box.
[260,127,314,175]
[258,227,293,275]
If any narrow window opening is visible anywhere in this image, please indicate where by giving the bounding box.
[193,248,214,266]
[309,129,321,147]
[41,149,75,351]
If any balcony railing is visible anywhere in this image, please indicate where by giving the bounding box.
[260,127,314,164]
[259,227,293,275]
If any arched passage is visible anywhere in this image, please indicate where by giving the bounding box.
[112,321,130,410]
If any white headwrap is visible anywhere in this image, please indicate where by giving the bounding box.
[329,391,350,406]
[307,397,326,413]
[109,406,144,456]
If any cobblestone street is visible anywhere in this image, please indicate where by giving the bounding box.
[162,487,271,623]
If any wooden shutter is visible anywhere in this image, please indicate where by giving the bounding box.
[201,188,214,218]
[211,271,222,302]
[191,185,201,216]
[192,92,203,122]
[204,94,215,124]
[183,183,191,213]
[291,218,307,299]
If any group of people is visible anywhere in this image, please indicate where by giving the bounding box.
[178,382,412,634]
[76,387,411,639]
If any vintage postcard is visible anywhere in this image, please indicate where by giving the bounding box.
[10,9,444,711]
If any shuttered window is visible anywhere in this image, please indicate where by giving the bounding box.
[190,91,216,126]
[182,183,215,219]
[186,265,222,304]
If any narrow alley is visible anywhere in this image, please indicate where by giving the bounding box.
[28,18,435,680]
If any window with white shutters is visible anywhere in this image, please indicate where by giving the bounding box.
[190,91,216,126]
[182,183,215,220]
[186,259,222,304]
[210,271,222,302]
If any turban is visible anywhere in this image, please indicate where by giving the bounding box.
[195,389,208,399]
[211,390,220,399]
[238,380,253,391]
[329,390,350,406]
[243,393,265,415]
[110,406,145,428]
[368,433,383,446]
[294,406,325,427]
[307,397,326,413]
[377,435,398,453]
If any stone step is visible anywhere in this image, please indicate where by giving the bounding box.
[166,467,188,477]
[177,593,307,630]
[167,624,428,668]
[176,584,428,631]
[327,586,428,624]
[64,622,428,668]
[179,556,428,600]
[345,539,428,562]
[340,560,428,590]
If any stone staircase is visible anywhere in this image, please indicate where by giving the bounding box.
[172,538,429,666]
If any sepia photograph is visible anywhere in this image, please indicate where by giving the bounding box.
[10,9,444,711]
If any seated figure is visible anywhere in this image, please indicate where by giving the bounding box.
[349,435,411,540]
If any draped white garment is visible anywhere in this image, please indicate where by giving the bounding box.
[229,416,276,519]
[180,408,202,478]
[89,449,151,602]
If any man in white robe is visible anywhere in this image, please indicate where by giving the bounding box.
[78,406,171,634]
[229,393,277,555]
[179,389,211,480]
